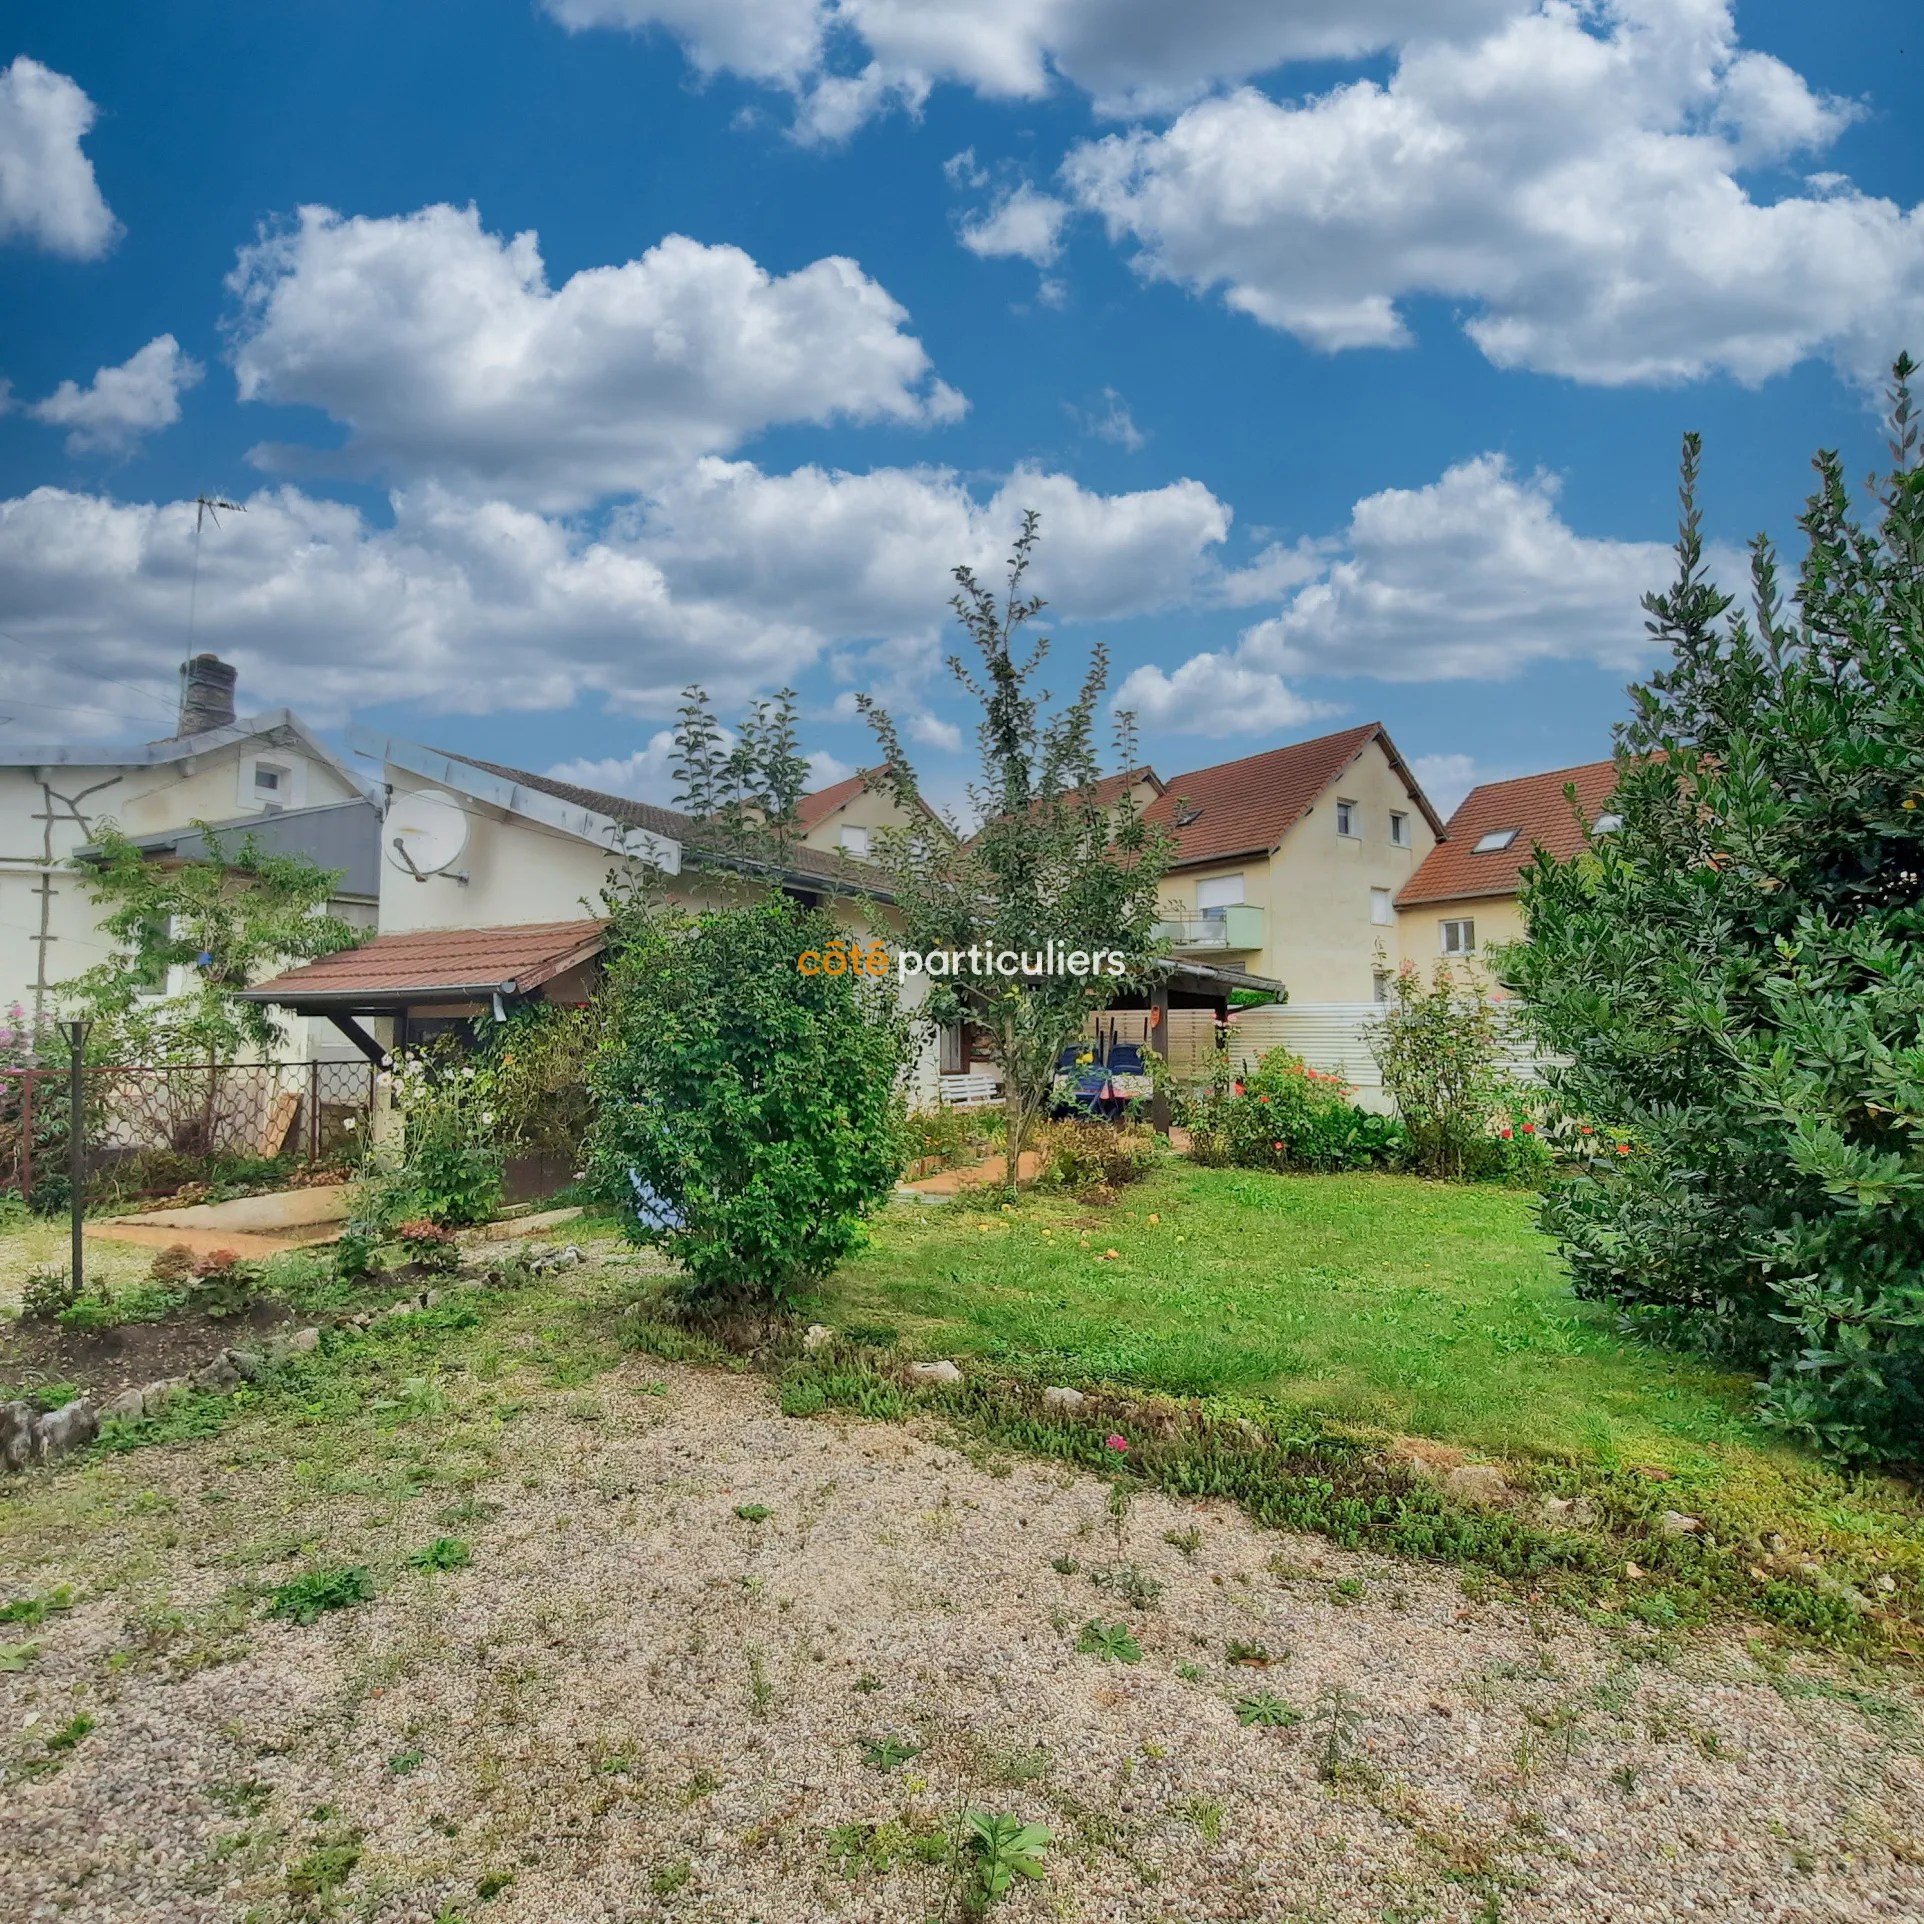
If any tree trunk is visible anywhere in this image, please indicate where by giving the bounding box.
[1001,1012,1027,1190]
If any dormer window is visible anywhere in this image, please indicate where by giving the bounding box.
[1174,804,1203,828]
[1472,828,1518,854]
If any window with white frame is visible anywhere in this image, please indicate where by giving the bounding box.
[1196,872,1244,918]
[1440,917,1476,955]
[838,823,871,858]
[241,754,301,814]
[1389,810,1409,847]
[1335,799,1357,837]
[1369,887,1393,926]
[1472,827,1518,854]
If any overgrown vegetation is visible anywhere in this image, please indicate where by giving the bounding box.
[1508,358,1924,1463]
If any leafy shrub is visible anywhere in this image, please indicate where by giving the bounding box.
[1040,1120,1159,1193]
[364,1051,503,1228]
[1507,365,1924,1461]
[332,1225,383,1282]
[1184,1049,1407,1174]
[587,897,908,1314]
[19,1264,80,1322]
[183,1249,264,1320]
[392,1219,462,1274]
[1369,964,1522,1181]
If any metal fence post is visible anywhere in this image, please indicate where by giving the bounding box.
[61,1019,92,1291]
[308,1059,321,1163]
[19,1068,32,1207]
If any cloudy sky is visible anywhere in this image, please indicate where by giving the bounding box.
[0,2,1918,816]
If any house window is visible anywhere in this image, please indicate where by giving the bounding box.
[1440,918,1476,955]
[1369,887,1393,926]
[247,757,293,815]
[1335,799,1357,837]
[1472,828,1518,854]
[838,824,871,859]
[1196,872,1244,918]
[939,1023,967,1074]
[1389,811,1409,847]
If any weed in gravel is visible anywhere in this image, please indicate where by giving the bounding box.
[1051,1554,1081,1575]
[0,1584,73,1625]
[285,1832,362,1909]
[680,1767,721,1806]
[388,1750,425,1776]
[1225,1638,1273,1667]
[1176,1797,1224,1843]
[266,1566,375,1625]
[476,1869,515,1899]
[1091,1562,1164,1610]
[1312,1685,1373,1787]
[1176,1661,1204,1682]
[861,1735,924,1771]
[1164,1525,1203,1558]
[0,1640,40,1671]
[853,1672,883,1693]
[974,1741,1052,1788]
[44,1712,94,1752]
[1332,1576,1366,1603]
[734,1502,773,1521]
[408,1538,472,1572]
[1235,1690,1301,1728]
[747,1645,774,1717]
[963,1812,1051,1911]
[650,1859,692,1895]
[1610,1763,1641,1795]
[210,1780,273,1817]
[1076,1618,1142,1663]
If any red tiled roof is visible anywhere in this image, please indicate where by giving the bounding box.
[1396,758,1621,907]
[795,772,867,829]
[1143,724,1438,868]
[239,920,608,1008]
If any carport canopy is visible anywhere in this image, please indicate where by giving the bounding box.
[236,919,608,1062]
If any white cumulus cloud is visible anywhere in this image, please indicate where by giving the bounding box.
[1063,0,1924,386]
[1114,653,1333,738]
[542,0,1512,131]
[227,202,965,510]
[1408,752,1483,817]
[29,334,203,452]
[0,56,119,258]
[1113,453,1671,737]
[0,459,1236,738]
[959,183,1071,266]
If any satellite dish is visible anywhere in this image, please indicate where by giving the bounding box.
[385,787,470,879]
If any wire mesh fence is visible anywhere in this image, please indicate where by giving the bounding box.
[0,1059,375,1210]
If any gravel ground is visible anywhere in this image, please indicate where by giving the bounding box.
[1,1356,1920,1923]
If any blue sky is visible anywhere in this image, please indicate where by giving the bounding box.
[0,0,1919,817]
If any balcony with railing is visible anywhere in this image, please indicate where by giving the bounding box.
[1152,903,1265,954]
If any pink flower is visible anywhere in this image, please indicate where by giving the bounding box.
[1105,1433,1129,1453]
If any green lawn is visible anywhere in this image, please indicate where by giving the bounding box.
[812,1164,1798,1479]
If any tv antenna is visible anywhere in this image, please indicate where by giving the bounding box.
[187,494,244,647]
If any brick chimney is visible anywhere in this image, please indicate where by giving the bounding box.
[175,653,238,737]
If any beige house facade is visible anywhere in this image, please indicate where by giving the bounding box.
[1395,757,1622,993]
[1143,723,1446,1005]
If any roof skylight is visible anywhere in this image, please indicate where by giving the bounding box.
[1472,828,1519,853]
